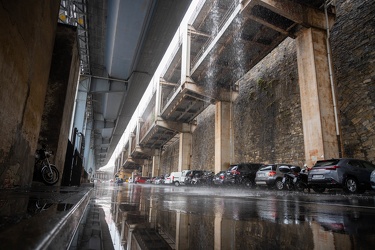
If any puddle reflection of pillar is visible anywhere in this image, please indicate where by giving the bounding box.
[310,221,335,250]
[120,212,127,246]
[176,211,189,250]
[126,224,137,250]
[214,212,222,250]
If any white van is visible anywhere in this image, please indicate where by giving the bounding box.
[164,170,190,186]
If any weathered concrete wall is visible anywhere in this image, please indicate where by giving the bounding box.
[38,23,80,185]
[160,0,375,172]
[0,1,60,188]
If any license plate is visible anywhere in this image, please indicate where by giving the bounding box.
[258,173,265,177]
[312,175,324,179]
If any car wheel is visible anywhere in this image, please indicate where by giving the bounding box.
[174,181,180,187]
[312,187,325,193]
[275,179,284,190]
[344,177,359,194]
[243,179,254,188]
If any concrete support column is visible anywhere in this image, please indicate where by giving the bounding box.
[142,159,151,177]
[136,118,143,146]
[181,25,191,83]
[296,27,339,167]
[178,132,192,171]
[152,149,161,177]
[215,101,232,174]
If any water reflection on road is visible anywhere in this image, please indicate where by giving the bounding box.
[94,183,375,250]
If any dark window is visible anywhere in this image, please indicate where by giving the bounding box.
[259,165,276,171]
[314,159,340,167]
[348,160,361,168]
[360,161,375,170]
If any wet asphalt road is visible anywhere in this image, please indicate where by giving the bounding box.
[94,183,375,249]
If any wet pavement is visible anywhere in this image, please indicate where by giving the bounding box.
[0,183,93,250]
[1,182,375,249]
[94,183,375,249]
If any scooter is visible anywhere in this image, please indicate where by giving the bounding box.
[282,166,309,192]
[34,145,60,185]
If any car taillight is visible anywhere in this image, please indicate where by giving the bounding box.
[268,171,276,176]
[220,175,225,179]
[172,176,174,181]
[324,165,340,170]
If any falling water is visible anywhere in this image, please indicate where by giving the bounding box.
[231,15,245,83]
[205,0,220,98]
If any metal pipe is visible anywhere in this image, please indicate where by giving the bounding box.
[81,74,129,83]
[324,1,341,157]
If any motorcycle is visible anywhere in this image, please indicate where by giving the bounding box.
[34,145,60,185]
[282,166,309,192]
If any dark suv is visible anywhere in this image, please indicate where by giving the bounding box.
[225,163,263,188]
[308,158,375,194]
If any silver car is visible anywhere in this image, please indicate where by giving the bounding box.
[255,164,298,190]
[308,158,375,194]
[371,170,375,190]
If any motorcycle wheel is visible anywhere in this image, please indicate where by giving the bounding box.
[41,164,59,185]
[295,182,308,192]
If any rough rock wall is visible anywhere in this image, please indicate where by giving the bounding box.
[233,38,303,166]
[331,0,375,161]
[191,105,215,169]
[0,1,60,188]
[160,140,179,175]
[160,0,375,172]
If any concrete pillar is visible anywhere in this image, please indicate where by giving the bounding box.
[152,149,161,177]
[142,160,150,177]
[296,27,339,167]
[181,25,191,83]
[215,101,232,174]
[178,132,192,171]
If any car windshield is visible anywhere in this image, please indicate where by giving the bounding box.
[314,159,340,167]
[278,165,291,173]
[259,165,276,171]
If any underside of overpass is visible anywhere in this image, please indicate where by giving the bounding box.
[60,0,336,173]
[59,0,193,170]
[112,0,338,174]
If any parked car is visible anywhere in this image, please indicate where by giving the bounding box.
[134,176,149,184]
[213,171,227,186]
[255,163,300,190]
[152,176,164,185]
[226,163,263,188]
[164,170,190,186]
[371,170,375,190]
[308,158,375,194]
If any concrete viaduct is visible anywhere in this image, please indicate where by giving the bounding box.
[113,0,339,177]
